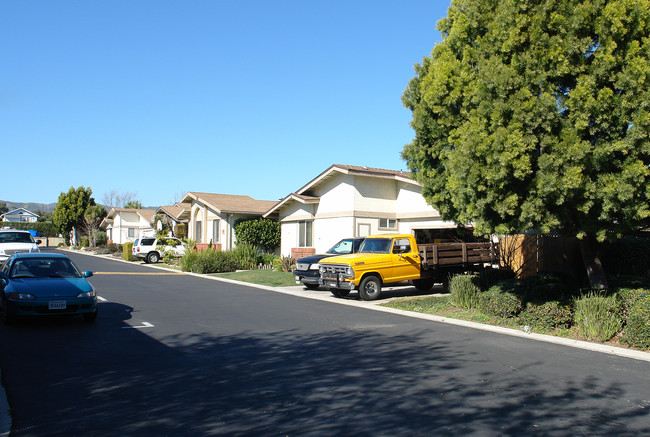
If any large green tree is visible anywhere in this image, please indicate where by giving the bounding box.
[53,187,96,245]
[402,0,650,288]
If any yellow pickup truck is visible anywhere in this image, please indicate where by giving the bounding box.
[318,234,498,300]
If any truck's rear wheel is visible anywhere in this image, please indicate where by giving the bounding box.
[330,288,350,298]
[359,276,381,301]
[413,278,434,291]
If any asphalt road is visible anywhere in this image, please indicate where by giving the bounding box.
[0,250,649,436]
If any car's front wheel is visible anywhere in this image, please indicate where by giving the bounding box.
[146,252,160,263]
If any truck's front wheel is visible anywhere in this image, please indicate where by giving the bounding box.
[359,276,381,301]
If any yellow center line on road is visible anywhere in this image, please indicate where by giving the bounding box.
[93,272,185,275]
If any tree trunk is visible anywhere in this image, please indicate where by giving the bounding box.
[578,236,608,290]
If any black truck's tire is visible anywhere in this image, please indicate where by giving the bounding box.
[413,278,435,291]
[330,288,351,298]
[358,276,382,301]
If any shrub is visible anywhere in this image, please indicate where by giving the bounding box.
[619,289,650,349]
[95,231,107,247]
[477,267,516,290]
[123,242,134,261]
[273,255,295,272]
[478,285,523,318]
[450,274,481,309]
[617,288,649,319]
[574,292,622,342]
[80,236,89,248]
[180,248,239,274]
[107,243,119,253]
[96,247,111,255]
[233,219,281,253]
[519,301,573,330]
[232,242,263,270]
[174,223,187,239]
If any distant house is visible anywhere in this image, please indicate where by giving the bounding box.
[1,208,39,223]
[263,164,461,258]
[100,208,156,244]
[154,203,191,236]
[181,192,278,250]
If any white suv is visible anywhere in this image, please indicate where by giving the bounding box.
[132,236,186,263]
[0,229,41,264]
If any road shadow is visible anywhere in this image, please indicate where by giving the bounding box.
[1,299,649,436]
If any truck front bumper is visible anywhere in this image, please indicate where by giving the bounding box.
[319,273,355,290]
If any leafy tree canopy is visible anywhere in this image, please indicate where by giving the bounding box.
[403,0,650,243]
[53,187,96,237]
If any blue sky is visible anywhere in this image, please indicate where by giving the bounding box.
[1,0,448,207]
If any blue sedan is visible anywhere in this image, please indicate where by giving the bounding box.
[0,253,98,324]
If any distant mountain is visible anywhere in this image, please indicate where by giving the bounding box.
[0,200,57,213]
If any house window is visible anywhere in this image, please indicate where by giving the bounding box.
[379,218,397,230]
[212,219,220,243]
[298,220,313,247]
[127,228,135,238]
[195,221,202,243]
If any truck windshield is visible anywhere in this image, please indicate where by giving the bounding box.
[359,238,391,254]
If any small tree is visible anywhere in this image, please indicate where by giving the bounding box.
[124,200,143,209]
[233,218,281,253]
[53,187,95,245]
[81,205,108,247]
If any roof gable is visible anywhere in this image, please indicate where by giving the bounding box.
[182,192,277,215]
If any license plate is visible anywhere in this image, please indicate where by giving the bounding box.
[49,300,67,310]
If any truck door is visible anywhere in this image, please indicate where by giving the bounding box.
[391,238,421,281]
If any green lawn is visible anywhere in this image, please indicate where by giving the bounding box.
[211,269,297,287]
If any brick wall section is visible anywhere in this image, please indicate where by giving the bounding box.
[291,247,315,259]
[195,243,222,251]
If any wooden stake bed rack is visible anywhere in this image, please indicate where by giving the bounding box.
[418,242,498,269]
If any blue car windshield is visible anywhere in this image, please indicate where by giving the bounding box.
[327,239,354,254]
[359,239,392,254]
[10,258,82,279]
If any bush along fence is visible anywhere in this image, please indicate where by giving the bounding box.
[448,270,650,350]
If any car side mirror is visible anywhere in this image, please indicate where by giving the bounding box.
[83,271,93,278]
[35,240,42,245]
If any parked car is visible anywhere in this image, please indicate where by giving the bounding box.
[132,236,186,263]
[0,253,97,324]
[293,238,365,289]
[0,229,41,265]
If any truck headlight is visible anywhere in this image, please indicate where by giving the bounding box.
[309,263,320,270]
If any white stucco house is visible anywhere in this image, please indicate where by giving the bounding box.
[263,164,464,258]
[1,208,39,223]
[181,192,278,250]
[101,208,156,244]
